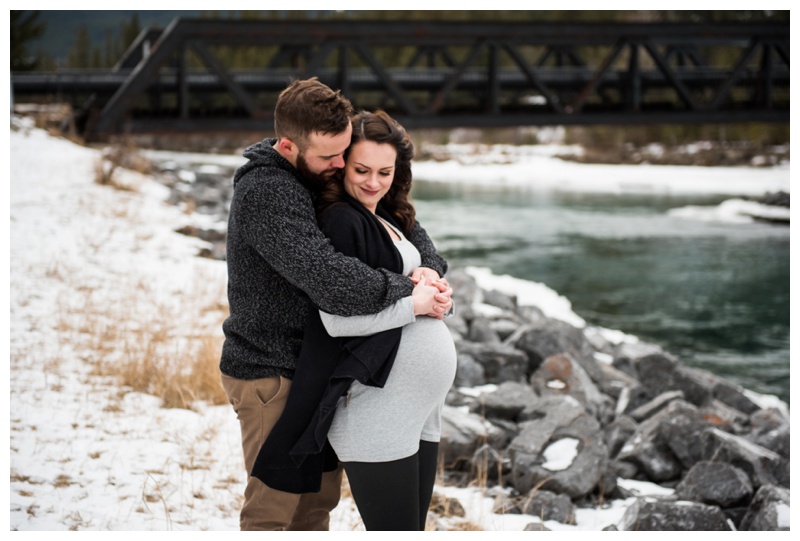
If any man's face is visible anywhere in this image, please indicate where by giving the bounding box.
[294,126,352,188]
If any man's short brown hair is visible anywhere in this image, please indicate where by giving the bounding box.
[273,78,354,151]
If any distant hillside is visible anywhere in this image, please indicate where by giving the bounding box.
[31,10,208,63]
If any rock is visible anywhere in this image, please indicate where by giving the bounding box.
[615,385,654,418]
[701,428,788,489]
[509,411,608,498]
[747,408,790,459]
[607,460,639,488]
[429,490,467,518]
[627,390,685,422]
[492,493,520,514]
[440,405,507,470]
[453,353,486,388]
[469,443,508,481]
[523,522,551,531]
[675,461,753,508]
[471,381,539,421]
[712,379,762,415]
[513,317,603,381]
[444,268,481,309]
[604,415,638,458]
[636,353,712,407]
[518,489,576,524]
[443,312,469,339]
[739,484,791,531]
[612,341,664,379]
[529,353,606,419]
[482,288,518,312]
[467,316,501,343]
[489,318,521,340]
[618,499,732,531]
[456,342,528,384]
[596,361,639,400]
[516,304,546,325]
[699,400,750,434]
[582,325,616,356]
[658,404,724,470]
[486,417,519,444]
[617,399,702,482]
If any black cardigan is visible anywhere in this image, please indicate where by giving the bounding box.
[251,196,407,493]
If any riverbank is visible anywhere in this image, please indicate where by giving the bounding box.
[8,122,790,531]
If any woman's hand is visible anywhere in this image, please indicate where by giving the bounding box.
[411,276,453,319]
[410,266,441,284]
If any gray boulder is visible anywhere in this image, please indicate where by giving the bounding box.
[469,443,508,481]
[529,353,607,419]
[513,317,603,381]
[456,341,528,384]
[467,316,501,343]
[523,522,551,531]
[603,415,638,459]
[489,318,522,341]
[612,341,664,379]
[443,312,469,339]
[675,461,753,508]
[617,399,705,482]
[747,408,790,459]
[618,498,732,531]
[471,381,539,422]
[439,405,507,470]
[635,353,712,407]
[739,484,790,531]
[453,353,485,388]
[596,361,639,401]
[712,378,763,415]
[482,288,518,312]
[509,411,608,498]
[518,489,576,524]
[701,428,788,489]
[627,390,685,422]
[658,402,728,470]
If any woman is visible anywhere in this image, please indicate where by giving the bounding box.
[251,110,456,531]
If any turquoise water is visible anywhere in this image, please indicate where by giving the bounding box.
[411,181,790,404]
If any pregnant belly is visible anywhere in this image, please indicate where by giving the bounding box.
[391,316,457,392]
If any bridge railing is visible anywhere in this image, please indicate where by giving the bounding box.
[11,19,789,138]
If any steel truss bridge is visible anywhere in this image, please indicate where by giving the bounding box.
[11,19,789,140]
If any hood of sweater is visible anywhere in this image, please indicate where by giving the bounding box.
[233,138,293,187]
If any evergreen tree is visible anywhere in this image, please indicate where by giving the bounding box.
[67,25,92,68]
[11,10,46,71]
[121,13,142,51]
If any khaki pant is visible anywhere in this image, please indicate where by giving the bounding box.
[221,374,343,531]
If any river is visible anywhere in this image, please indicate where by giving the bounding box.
[147,146,791,404]
[411,179,789,404]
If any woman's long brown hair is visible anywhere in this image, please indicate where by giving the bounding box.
[315,109,416,236]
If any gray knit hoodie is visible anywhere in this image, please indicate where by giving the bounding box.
[220,139,447,380]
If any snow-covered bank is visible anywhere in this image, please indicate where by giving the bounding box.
[8,125,790,531]
[412,145,790,196]
[669,198,790,224]
[142,140,790,198]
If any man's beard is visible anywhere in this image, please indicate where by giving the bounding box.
[295,152,336,193]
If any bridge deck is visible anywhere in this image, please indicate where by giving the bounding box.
[11,19,789,139]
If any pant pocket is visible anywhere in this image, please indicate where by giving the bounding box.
[252,375,289,407]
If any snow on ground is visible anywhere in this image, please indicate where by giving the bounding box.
[6,124,788,532]
[411,144,790,196]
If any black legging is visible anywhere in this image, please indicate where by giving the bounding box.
[343,441,439,531]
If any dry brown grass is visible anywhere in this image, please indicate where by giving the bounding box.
[94,139,152,191]
[52,260,229,410]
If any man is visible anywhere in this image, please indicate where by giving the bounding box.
[219,78,451,531]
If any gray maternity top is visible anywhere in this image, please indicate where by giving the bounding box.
[319,218,457,463]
